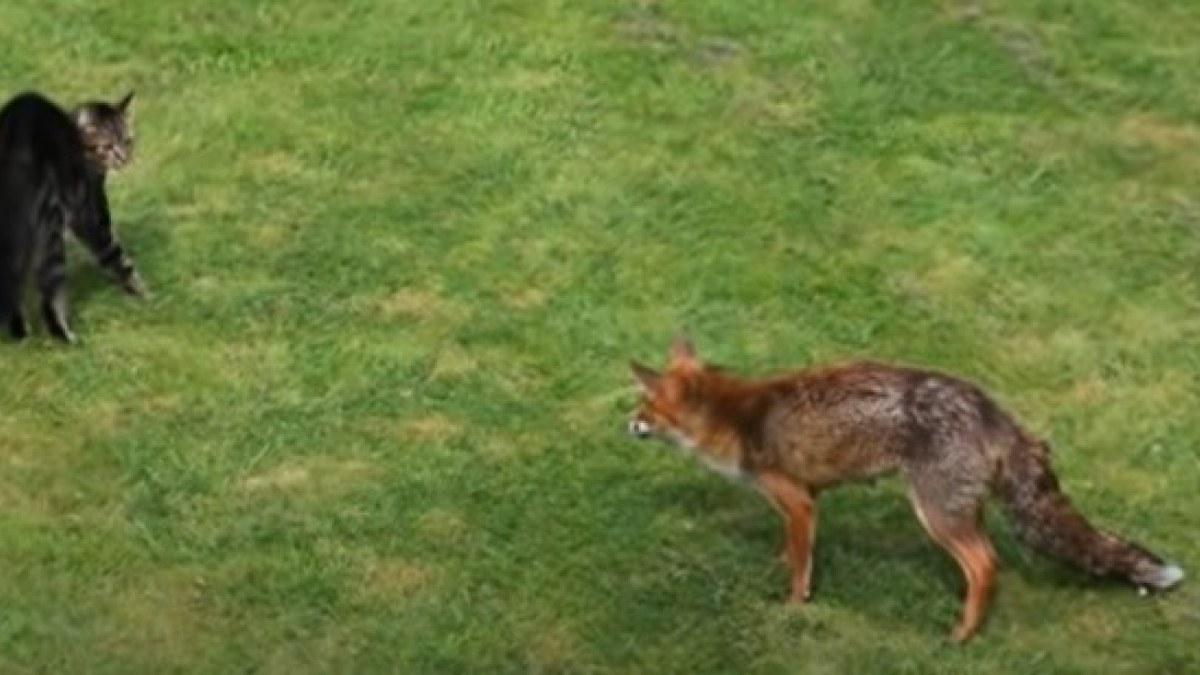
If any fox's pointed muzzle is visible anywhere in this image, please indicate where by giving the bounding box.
[628,419,653,439]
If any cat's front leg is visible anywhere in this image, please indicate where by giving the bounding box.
[74,190,147,298]
[99,244,146,298]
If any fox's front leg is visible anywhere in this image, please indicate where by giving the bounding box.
[758,472,817,603]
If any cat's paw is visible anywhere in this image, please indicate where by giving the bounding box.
[121,271,148,298]
[51,327,77,344]
[6,314,28,341]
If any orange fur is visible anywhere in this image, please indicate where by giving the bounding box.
[626,337,1183,642]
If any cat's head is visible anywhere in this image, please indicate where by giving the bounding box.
[74,91,135,172]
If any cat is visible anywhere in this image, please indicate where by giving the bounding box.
[0,89,144,343]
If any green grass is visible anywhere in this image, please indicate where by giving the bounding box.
[2,0,1198,671]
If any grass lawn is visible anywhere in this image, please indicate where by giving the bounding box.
[2,0,1198,671]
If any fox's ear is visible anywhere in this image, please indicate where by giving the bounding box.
[630,361,662,396]
[670,334,696,363]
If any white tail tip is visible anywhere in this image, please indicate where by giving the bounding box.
[1142,563,1185,591]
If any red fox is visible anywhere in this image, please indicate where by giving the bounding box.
[626,337,1184,642]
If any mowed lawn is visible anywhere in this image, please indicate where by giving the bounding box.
[2,0,1198,672]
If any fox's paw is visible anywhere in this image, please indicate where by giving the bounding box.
[950,623,977,644]
[786,584,812,605]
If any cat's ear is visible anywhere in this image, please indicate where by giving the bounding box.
[116,91,134,116]
[630,361,662,396]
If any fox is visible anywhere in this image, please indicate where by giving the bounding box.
[625,336,1184,642]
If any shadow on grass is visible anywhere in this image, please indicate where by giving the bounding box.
[64,207,170,319]
[639,475,1130,640]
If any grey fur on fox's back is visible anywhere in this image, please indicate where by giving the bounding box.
[894,365,1184,592]
[628,339,1184,642]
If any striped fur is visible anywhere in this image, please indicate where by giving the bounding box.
[0,90,142,343]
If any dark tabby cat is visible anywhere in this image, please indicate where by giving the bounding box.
[0,89,143,343]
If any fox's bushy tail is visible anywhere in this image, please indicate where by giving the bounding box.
[996,438,1184,592]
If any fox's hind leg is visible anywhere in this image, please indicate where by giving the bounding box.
[909,488,996,643]
[758,472,817,604]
